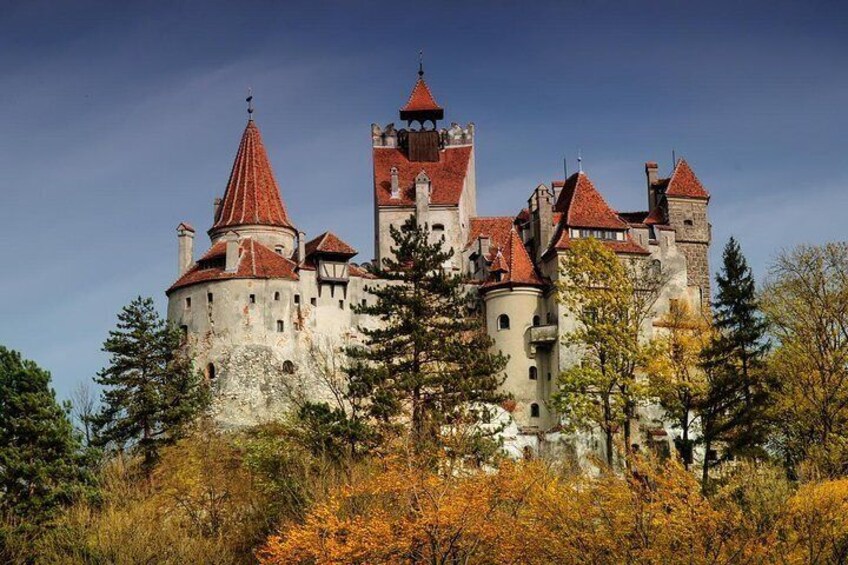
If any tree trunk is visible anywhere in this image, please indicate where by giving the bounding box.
[701,437,712,494]
[681,414,690,471]
[603,397,614,467]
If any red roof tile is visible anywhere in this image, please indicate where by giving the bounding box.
[167,237,298,293]
[465,217,515,251]
[374,146,472,207]
[483,227,545,289]
[211,120,295,231]
[665,159,709,199]
[401,77,443,113]
[304,232,357,258]
[554,172,628,230]
[177,222,195,233]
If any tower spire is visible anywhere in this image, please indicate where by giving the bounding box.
[246,88,254,121]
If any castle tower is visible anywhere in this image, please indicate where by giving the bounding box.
[372,64,476,271]
[655,159,711,307]
[208,118,299,258]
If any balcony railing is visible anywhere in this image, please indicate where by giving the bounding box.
[529,324,558,345]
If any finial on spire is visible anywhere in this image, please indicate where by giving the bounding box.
[577,148,583,173]
[246,88,254,121]
[418,50,424,77]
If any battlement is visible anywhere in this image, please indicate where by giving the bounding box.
[371,122,475,149]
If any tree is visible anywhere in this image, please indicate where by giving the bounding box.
[763,243,848,477]
[553,238,665,467]
[345,217,508,455]
[71,381,97,447]
[0,347,92,528]
[92,296,209,471]
[645,300,712,469]
[702,237,770,464]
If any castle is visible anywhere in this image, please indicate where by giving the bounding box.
[166,68,711,453]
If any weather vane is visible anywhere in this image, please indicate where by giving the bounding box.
[246,87,254,120]
[418,50,424,77]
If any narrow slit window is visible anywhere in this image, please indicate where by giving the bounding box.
[274,291,280,301]
[338,300,344,310]
[294,294,300,304]
[207,292,213,304]
[185,297,191,308]
[529,366,538,380]
[249,294,256,304]
[276,320,284,332]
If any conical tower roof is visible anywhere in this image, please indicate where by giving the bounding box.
[211,120,295,231]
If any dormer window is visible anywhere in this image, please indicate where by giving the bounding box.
[577,229,620,240]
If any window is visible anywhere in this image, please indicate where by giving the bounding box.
[338,300,344,310]
[497,314,510,330]
[282,360,296,374]
[294,294,300,305]
[275,245,284,255]
[532,315,541,327]
[650,259,662,278]
[310,297,317,306]
[432,223,445,231]
[274,291,280,301]
[530,403,540,418]
[684,219,694,226]
[529,366,538,380]
[206,363,216,381]
[276,320,284,332]
[361,299,367,307]
[185,297,191,308]
[578,229,619,240]
[249,294,256,304]
[547,372,552,381]
[207,292,213,304]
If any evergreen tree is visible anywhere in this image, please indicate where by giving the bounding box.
[700,237,770,486]
[346,217,508,454]
[92,297,209,470]
[0,347,93,527]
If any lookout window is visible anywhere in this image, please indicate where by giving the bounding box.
[185,297,191,308]
[294,294,300,304]
[530,403,540,418]
[497,314,510,330]
[207,292,213,304]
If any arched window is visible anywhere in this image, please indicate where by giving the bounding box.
[532,315,541,327]
[276,320,284,332]
[530,403,540,418]
[282,360,296,374]
[497,314,510,330]
[529,366,538,380]
[206,363,216,381]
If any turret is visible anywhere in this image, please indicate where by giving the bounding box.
[176,222,195,276]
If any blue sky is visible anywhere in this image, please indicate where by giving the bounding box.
[1,0,846,398]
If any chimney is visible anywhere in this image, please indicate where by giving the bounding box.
[533,184,552,260]
[177,223,195,276]
[390,166,400,199]
[224,232,240,272]
[478,235,491,274]
[415,170,430,228]
[213,197,223,223]
[645,162,659,212]
[298,230,306,264]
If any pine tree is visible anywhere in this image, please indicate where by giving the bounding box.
[699,237,770,487]
[92,297,209,470]
[346,217,508,454]
[0,347,93,527]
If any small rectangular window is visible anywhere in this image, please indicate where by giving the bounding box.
[310,297,317,306]
[361,299,367,307]
[185,297,191,308]
[294,294,300,304]
[338,300,344,310]
[249,294,256,304]
[274,291,280,301]
[276,320,284,332]
[207,292,213,304]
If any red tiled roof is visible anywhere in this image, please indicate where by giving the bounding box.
[665,159,709,199]
[644,206,666,225]
[465,217,515,251]
[304,232,357,258]
[374,146,472,207]
[167,237,298,293]
[483,227,545,289]
[553,172,628,230]
[211,120,295,231]
[349,264,377,279]
[177,222,195,233]
[401,77,443,113]
[547,228,649,257]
